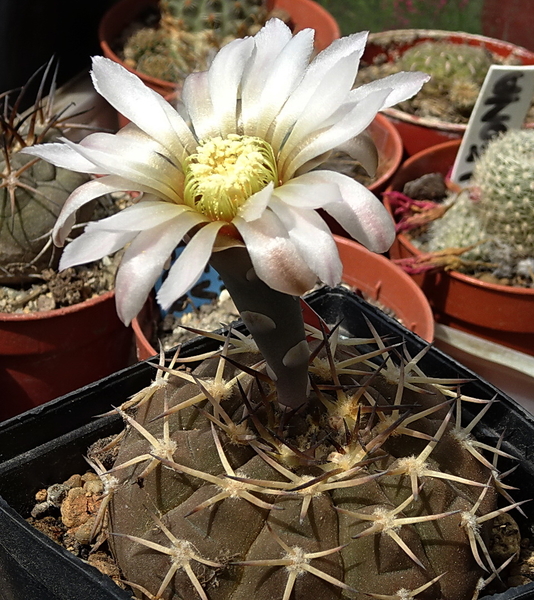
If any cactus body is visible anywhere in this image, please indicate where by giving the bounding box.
[160,0,268,37]
[0,153,89,277]
[105,330,504,600]
[471,129,534,256]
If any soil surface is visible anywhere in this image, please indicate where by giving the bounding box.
[1,192,133,314]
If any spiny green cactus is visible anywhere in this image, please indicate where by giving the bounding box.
[399,41,493,116]
[124,0,270,83]
[160,0,268,37]
[0,63,90,283]
[89,318,523,600]
[471,128,534,257]
[425,129,534,275]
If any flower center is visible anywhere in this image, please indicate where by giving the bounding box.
[183,134,277,222]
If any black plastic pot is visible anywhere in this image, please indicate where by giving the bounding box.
[0,286,533,600]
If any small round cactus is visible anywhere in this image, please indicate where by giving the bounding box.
[96,322,520,600]
[0,68,90,283]
[471,128,534,257]
[424,129,534,276]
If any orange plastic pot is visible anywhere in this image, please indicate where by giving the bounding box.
[384,139,534,356]
[132,235,434,360]
[0,291,133,421]
[362,30,534,156]
[99,0,340,98]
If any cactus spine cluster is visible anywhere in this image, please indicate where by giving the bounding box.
[0,63,90,283]
[124,0,269,84]
[87,315,523,600]
[426,129,534,275]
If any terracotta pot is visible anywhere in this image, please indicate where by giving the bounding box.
[384,139,534,356]
[98,0,340,98]
[0,291,133,421]
[362,29,534,156]
[132,235,435,360]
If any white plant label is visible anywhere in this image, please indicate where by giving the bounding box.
[450,64,534,184]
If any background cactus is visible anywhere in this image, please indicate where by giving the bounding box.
[159,0,268,37]
[92,317,523,600]
[0,63,90,284]
[398,41,493,117]
[123,0,271,83]
[423,129,534,280]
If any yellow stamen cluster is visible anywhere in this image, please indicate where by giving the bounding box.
[183,134,278,222]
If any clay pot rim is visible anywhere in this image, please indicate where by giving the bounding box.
[0,290,116,322]
[385,138,534,297]
[366,28,534,134]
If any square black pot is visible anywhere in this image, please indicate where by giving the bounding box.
[0,287,533,600]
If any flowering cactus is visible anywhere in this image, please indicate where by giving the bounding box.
[23,18,428,408]
[25,20,524,600]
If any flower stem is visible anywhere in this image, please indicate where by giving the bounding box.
[210,247,309,410]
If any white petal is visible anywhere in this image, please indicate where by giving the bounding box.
[277,55,358,153]
[270,31,368,152]
[20,143,103,174]
[208,37,255,137]
[61,134,182,201]
[240,18,294,132]
[309,170,395,253]
[350,71,430,108]
[237,182,274,222]
[335,130,378,177]
[90,56,197,156]
[59,229,136,270]
[53,175,142,246]
[269,198,342,286]
[251,28,315,139]
[115,212,204,324]
[280,88,391,179]
[234,209,317,296]
[182,71,217,140]
[156,221,224,310]
[85,199,203,232]
[272,174,342,209]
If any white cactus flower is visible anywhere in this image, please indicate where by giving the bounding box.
[22,19,428,325]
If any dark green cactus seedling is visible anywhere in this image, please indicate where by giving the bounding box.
[0,61,89,283]
[90,309,523,600]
